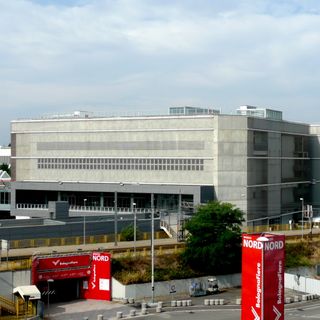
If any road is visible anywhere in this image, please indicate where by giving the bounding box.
[48,299,320,320]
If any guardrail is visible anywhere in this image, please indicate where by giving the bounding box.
[0,295,35,318]
[70,205,152,213]
[15,204,153,213]
[243,223,317,233]
[0,295,16,315]
[16,203,48,210]
[8,231,168,250]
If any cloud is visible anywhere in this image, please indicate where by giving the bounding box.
[0,0,320,144]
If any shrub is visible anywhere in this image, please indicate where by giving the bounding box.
[120,224,142,241]
[285,242,314,268]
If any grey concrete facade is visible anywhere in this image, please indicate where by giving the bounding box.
[10,113,317,226]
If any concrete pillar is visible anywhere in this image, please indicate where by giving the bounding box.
[100,193,104,207]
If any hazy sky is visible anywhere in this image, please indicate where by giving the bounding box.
[1,0,320,145]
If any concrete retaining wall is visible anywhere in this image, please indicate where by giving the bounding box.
[112,273,241,300]
[0,269,31,299]
[285,272,320,295]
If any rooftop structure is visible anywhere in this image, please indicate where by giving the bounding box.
[236,105,283,120]
[169,106,220,116]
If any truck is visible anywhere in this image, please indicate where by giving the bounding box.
[189,277,219,297]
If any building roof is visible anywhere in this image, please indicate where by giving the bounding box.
[0,170,10,181]
[13,285,41,300]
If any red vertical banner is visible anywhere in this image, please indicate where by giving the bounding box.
[83,252,112,300]
[263,234,285,320]
[241,234,263,320]
[241,233,285,320]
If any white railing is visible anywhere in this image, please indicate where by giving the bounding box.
[69,205,152,214]
[16,203,48,210]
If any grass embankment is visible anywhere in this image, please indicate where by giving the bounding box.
[286,240,320,268]
[113,241,319,285]
[112,252,202,285]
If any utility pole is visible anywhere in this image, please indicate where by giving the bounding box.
[151,193,155,303]
[300,198,304,239]
[114,191,118,246]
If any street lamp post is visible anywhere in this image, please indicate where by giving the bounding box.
[133,202,136,256]
[83,198,87,245]
[114,191,118,246]
[47,279,54,319]
[300,197,304,240]
[151,193,155,303]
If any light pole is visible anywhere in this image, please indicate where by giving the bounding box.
[300,197,304,239]
[114,192,118,246]
[151,193,155,303]
[47,279,54,319]
[83,198,87,245]
[133,202,136,256]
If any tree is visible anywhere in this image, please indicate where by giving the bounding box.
[182,201,244,275]
[0,163,10,176]
[120,224,142,241]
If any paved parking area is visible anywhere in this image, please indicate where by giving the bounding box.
[47,287,311,319]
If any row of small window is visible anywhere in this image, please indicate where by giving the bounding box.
[37,158,204,171]
[0,192,10,204]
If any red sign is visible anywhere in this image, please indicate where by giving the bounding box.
[83,252,111,300]
[32,251,112,301]
[241,233,285,320]
[241,234,263,320]
[37,254,91,271]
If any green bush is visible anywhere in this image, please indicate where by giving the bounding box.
[120,224,142,241]
[286,242,314,268]
[112,253,203,285]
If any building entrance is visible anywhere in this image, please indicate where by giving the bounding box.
[32,252,111,302]
[38,278,81,303]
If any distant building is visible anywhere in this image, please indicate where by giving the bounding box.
[0,146,11,165]
[10,107,316,227]
[0,170,11,219]
[236,105,283,121]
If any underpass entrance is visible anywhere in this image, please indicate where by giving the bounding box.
[32,251,111,302]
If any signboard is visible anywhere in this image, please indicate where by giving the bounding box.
[241,233,285,320]
[37,254,91,271]
[33,254,92,282]
[83,252,111,300]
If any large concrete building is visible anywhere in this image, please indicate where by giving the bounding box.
[10,108,317,226]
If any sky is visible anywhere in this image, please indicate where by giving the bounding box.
[1,0,320,145]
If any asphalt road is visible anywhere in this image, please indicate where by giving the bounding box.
[48,300,320,320]
[47,287,320,320]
